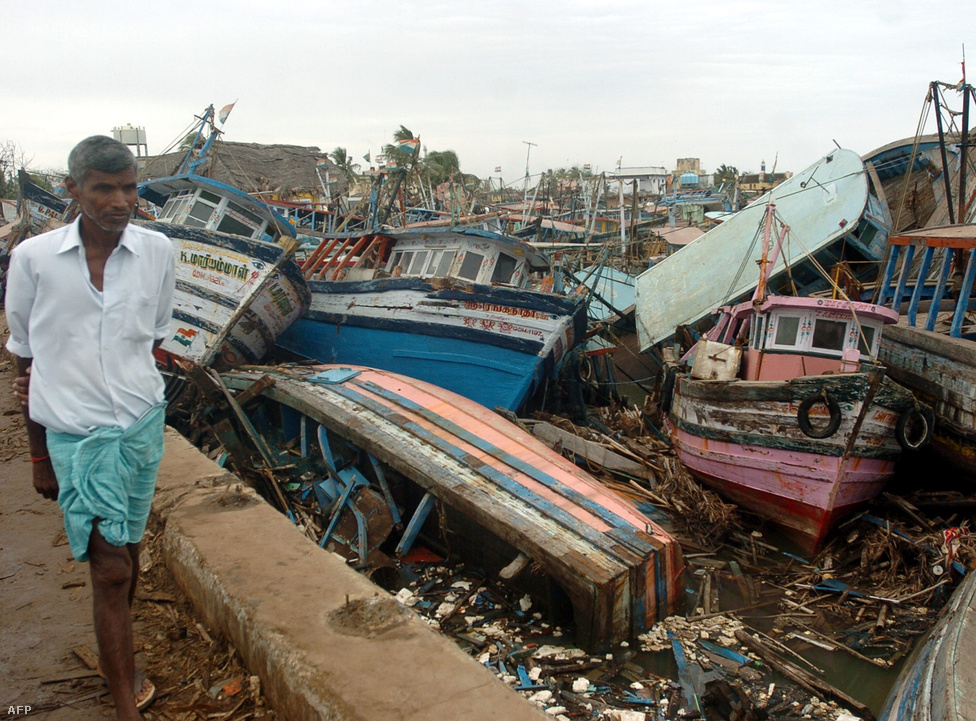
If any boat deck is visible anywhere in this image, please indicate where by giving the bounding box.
[220,364,683,651]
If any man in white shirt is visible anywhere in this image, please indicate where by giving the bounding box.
[5,136,175,720]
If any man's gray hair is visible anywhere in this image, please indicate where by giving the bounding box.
[68,136,138,185]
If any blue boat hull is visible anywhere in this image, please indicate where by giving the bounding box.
[278,317,556,411]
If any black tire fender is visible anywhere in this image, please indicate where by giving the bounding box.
[896,406,934,451]
[797,392,842,439]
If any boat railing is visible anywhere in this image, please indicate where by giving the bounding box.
[302,233,390,281]
[876,227,976,337]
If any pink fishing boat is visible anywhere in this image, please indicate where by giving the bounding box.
[662,203,932,553]
[212,362,683,651]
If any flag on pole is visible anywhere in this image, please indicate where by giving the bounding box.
[363,151,371,163]
[218,102,236,125]
[494,166,502,173]
[583,163,591,173]
[397,138,420,154]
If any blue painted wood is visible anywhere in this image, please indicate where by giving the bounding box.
[395,492,435,557]
[950,249,976,338]
[926,249,956,331]
[699,639,751,666]
[279,319,541,412]
[907,246,935,327]
[669,630,703,717]
[353,379,655,557]
[877,245,902,306]
[367,453,402,526]
[892,245,917,313]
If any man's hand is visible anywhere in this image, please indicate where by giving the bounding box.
[32,460,58,501]
[12,367,29,407]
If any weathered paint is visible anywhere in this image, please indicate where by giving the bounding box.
[277,276,586,412]
[667,368,917,552]
[880,324,976,474]
[144,222,310,367]
[221,364,683,651]
[879,569,976,720]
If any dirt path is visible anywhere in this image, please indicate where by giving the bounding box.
[0,318,275,720]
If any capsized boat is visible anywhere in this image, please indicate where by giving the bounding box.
[209,362,683,652]
[276,225,587,412]
[138,105,310,368]
[636,148,891,352]
[662,203,931,553]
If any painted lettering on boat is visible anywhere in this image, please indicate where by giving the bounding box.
[463,301,552,320]
[266,283,296,317]
[180,250,251,280]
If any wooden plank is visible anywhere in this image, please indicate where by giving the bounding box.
[530,421,655,483]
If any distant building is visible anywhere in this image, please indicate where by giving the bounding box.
[607,166,669,195]
[739,168,793,192]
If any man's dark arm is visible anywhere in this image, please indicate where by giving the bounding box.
[13,355,58,501]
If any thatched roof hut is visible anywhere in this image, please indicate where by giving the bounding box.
[138,141,348,202]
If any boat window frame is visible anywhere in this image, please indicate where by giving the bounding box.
[764,307,884,359]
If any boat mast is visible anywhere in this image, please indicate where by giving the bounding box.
[176,106,219,177]
[752,202,777,306]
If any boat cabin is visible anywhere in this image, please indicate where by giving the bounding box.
[139,177,295,242]
[302,227,550,288]
[705,296,898,382]
[386,231,533,286]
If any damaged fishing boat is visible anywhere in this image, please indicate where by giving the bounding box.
[276,226,587,412]
[661,203,931,553]
[192,362,682,651]
[137,105,310,367]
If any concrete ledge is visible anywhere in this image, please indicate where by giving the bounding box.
[154,428,546,721]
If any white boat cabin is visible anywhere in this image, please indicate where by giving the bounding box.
[141,178,290,242]
[304,228,549,288]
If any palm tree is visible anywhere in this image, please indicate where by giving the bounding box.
[330,146,357,184]
[714,164,739,187]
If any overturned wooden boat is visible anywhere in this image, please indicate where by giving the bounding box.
[211,363,683,651]
[879,569,976,720]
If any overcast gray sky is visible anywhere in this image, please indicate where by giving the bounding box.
[4,1,973,184]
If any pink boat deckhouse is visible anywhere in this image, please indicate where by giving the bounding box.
[660,202,933,552]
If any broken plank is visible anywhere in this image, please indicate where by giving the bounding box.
[530,421,656,484]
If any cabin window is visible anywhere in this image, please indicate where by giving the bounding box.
[458,252,484,281]
[429,250,456,277]
[773,316,800,347]
[491,252,518,284]
[184,200,214,228]
[857,325,876,355]
[407,250,429,276]
[811,319,847,352]
[217,214,256,237]
[159,193,192,222]
[388,251,403,271]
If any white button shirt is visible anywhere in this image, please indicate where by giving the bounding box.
[5,218,176,436]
